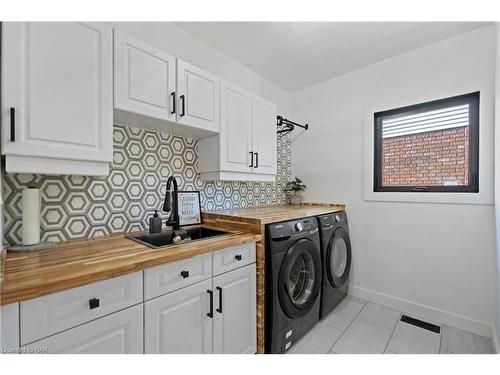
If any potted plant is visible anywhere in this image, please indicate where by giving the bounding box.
[284,177,307,205]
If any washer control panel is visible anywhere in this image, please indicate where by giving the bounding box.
[268,217,318,239]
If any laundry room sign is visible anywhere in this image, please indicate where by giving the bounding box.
[177,191,202,226]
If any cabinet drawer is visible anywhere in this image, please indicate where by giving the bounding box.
[212,242,255,276]
[20,272,143,345]
[21,304,143,354]
[144,253,212,300]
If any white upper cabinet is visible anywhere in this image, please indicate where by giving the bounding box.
[219,81,253,174]
[176,59,220,133]
[1,22,113,176]
[198,83,277,181]
[252,95,278,176]
[114,30,176,123]
[112,32,220,138]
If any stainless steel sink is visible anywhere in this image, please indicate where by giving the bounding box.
[126,227,229,249]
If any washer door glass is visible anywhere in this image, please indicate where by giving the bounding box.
[278,238,322,319]
[287,252,315,307]
[331,237,348,278]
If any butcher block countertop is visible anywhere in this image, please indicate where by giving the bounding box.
[0,226,259,306]
[202,202,346,224]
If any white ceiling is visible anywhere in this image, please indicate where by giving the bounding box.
[174,22,490,92]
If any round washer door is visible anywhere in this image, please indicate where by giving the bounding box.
[278,238,322,319]
[326,227,351,288]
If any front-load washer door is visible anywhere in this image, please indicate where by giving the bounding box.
[278,238,322,319]
[326,228,352,288]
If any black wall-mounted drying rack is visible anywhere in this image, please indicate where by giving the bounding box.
[276,116,309,137]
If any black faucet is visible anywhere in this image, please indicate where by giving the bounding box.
[162,176,180,230]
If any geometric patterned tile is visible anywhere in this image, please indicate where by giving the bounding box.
[2,125,291,245]
[88,203,111,225]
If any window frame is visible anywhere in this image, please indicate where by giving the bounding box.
[373,91,480,193]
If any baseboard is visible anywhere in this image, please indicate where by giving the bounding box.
[349,285,493,338]
[491,324,500,354]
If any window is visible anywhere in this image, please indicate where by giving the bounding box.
[373,92,479,193]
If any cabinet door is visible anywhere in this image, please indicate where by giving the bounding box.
[145,279,212,354]
[252,95,277,175]
[114,30,176,122]
[220,81,253,173]
[176,59,220,133]
[21,304,143,354]
[213,263,256,354]
[2,22,113,165]
[0,303,19,352]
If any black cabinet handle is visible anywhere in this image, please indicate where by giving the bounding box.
[249,152,254,167]
[180,95,185,117]
[216,286,222,313]
[171,92,176,114]
[10,107,15,142]
[89,298,100,310]
[254,152,259,168]
[235,254,242,261]
[181,270,189,278]
[207,290,213,318]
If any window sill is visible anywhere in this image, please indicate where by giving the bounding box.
[363,190,493,205]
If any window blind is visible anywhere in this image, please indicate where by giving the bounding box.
[382,104,469,139]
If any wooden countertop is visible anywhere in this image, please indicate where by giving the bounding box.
[0,226,259,306]
[203,203,345,225]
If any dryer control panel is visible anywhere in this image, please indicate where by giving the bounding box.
[318,211,347,227]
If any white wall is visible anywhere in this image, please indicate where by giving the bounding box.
[494,24,500,350]
[290,26,497,336]
[110,22,291,117]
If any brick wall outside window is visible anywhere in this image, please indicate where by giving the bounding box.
[382,127,469,186]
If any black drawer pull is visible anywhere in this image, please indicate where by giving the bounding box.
[181,270,189,278]
[180,94,185,117]
[171,92,176,114]
[89,298,100,310]
[216,286,223,313]
[235,254,242,261]
[10,107,15,142]
[207,290,213,318]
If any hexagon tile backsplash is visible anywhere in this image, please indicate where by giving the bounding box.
[2,125,291,246]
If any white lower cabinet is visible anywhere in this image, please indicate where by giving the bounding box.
[20,271,143,345]
[145,278,213,354]
[144,263,256,354]
[22,304,143,354]
[144,262,256,354]
[213,263,256,354]
[4,242,257,354]
[0,303,20,352]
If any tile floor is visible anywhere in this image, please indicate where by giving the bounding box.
[287,296,495,354]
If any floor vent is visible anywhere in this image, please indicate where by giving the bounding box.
[400,315,441,334]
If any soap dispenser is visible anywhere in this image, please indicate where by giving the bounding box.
[149,210,162,234]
